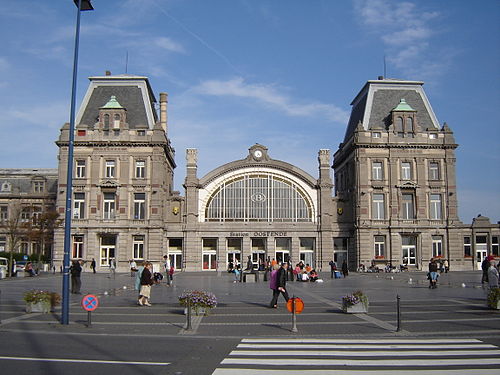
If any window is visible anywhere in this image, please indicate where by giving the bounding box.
[137,130,146,136]
[0,206,7,220]
[429,162,439,181]
[72,235,84,258]
[1,182,11,192]
[429,133,438,139]
[133,236,144,259]
[372,161,383,180]
[113,114,121,128]
[0,236,6,251]
[33,181,44,193]
[105,160,116,178]
[372,194,385,220]
[133,193,146,220]
[103,192,116,219]
[21,206,31,222]
[77,130,86,136]
[464,236,471,257]
[32,205,42,224]
[401,162,412,180]
[396,117,404,137]
[202,239,217,270]
[73,192,85,219]
[401,193,415,219]
[135,160,145,179]
[405,117,414,137]
[374,236,385,258]
[372,132,381,138]
[103,114,110,129]
[76,160,86,178]
[492,236,499,256]
[432,235,443,258]
[205,173,313,222]
[430,194,442,220]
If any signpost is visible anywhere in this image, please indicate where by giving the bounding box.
[81,294,99,327]
[286,297,304,332]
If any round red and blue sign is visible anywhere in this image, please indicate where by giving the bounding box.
[81,294,99,312]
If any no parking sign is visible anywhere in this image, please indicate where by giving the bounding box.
[81,294,99,311]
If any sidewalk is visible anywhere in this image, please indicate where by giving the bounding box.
[1,270,498,338]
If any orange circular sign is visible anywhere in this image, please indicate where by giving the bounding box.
[286,297,304,314]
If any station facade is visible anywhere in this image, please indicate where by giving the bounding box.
[2,73,498,272]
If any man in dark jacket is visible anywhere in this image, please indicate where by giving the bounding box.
[70,259,82,294]
[269,262,290,308]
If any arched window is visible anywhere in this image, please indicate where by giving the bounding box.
[103,114,110,129]
[205,173,313,222]
[396,117,404,137]
[113,114,121,128]
[406,117,414,136]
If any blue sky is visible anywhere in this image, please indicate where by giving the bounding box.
[0,0,499,222]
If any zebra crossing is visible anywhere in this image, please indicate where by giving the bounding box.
[212,338,500,374]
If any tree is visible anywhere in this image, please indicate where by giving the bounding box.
[0,202,26,276]
[25,209,63,263]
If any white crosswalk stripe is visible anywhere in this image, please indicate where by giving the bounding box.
[212,338,500,375]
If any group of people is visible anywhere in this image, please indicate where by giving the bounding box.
[293,261,319,282]
[134,255,175,306]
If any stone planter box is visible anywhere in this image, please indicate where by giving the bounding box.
[183,307,208,316]
[342,301,368,313]
[26,301,51,313]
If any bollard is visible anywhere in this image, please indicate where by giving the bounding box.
[186,298,192,330]
[291,297,298,333]
[396,294,402,332]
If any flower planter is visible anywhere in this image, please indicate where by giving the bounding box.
[26,301,51,313]
[342,301,369,313]
[183,307,208,316]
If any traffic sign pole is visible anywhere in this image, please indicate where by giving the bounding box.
[87,310,92,327]
[291,297,298,333]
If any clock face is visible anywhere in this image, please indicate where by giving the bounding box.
[254,150,263,158]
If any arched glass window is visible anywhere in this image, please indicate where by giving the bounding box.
[396,117,404,136]
[205,173,313,222]
[406,117,414,132]
[103,114,110,129]
[113,114,121,128]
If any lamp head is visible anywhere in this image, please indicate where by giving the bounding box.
[73,0,94,11]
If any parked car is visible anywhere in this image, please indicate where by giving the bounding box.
[0,257,8,278]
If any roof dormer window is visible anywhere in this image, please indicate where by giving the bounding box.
[392,99,417,138]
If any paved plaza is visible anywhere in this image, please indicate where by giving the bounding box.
[0,270,499,374]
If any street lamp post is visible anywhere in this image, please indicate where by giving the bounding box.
[61,0,94,325]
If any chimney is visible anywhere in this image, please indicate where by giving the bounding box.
[159,92,168,133]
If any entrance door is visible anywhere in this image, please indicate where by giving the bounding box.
[202,253,217,270]
[169,253,182,270]
[475,235,488,270]
[227,252,241,270]
[100,236,116,266]
[274,251,290,264]
[300,251,314,268]
[401,235,417,266]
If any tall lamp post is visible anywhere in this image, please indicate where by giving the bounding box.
[61,0,94,325]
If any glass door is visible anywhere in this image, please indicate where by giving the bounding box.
[476,235,488,270]
[100,236,116,266]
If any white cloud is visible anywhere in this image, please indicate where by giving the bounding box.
[354,0,445,80]
[193,77,349,123]
[154,37,186,53]
[6,102,68,129]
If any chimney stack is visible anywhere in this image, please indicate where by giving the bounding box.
[159,92,168,133]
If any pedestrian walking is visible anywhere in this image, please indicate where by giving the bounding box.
[443,259,449,273]
[90,258,96,274]
[109,258,116,279]
[163,255,171,286]
[269,262,290,308]
[488,260,499,289]
[329,259,337,279]
[70,259,82,294]
[481,256,490,284]
[341,260,348,278]
[233,264,241,283]
[129,259,137,277]
[428,258,439,289]
[135,261,144,291]
[138,262,154,306]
